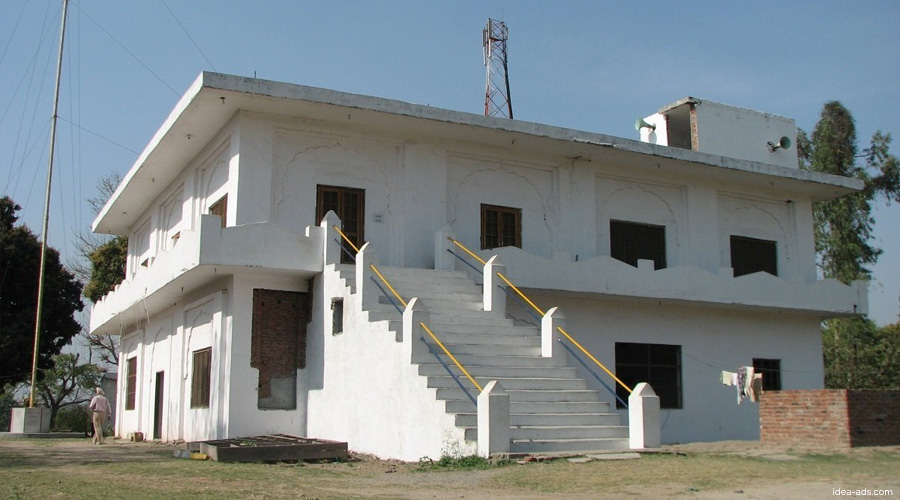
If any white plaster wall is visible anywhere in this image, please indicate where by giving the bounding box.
[515,294,825,444]
[596,175,686,265]
[306,268,471,461]
[113,288,230,443]
[272,128,402,263]
[693,101,798,169]
[225,274,309,438]
[447,153,556,259]
[718,193,800,282]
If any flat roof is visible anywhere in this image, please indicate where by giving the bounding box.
[94,72,863,234]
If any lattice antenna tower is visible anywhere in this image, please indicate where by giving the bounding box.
[483,18,513,119]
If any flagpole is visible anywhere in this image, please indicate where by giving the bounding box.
[29,0,69,408]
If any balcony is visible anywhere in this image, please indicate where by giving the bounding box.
[90,215,324,335]
[474,246,867,317]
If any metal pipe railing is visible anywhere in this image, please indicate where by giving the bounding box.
[447,236,632,395]
[421,336,478,407]
[331,224,482,396]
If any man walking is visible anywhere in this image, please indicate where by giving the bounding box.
[89,387,112,444]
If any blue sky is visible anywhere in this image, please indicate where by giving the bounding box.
[2,1,899,325]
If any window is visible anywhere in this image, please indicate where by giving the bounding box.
[208,195,227,229]
[481,204,521,250]
[752,358,782,391]
[615,342,682,409]
[610,220,666,269]
[317,185,365,264]
[331,298,344,335]
[730,235,777,277]
[190,348,212,408]
[125,357,137,410]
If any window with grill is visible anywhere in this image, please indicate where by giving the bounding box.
[615,342,682,409]
[208,195,227,228]
[730,235,777,277]
[125,357,137,410]
[610,220,667,269]
[752,358,782,391]
[481,204,521,250]
[317,185,365,263]
[190,348,212,409]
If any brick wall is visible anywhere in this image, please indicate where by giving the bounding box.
[250,289,308,406]
[760,389,900,448]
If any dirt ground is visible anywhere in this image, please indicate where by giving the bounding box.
[1,437,898,499]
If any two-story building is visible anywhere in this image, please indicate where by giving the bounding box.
[90,72,865,460]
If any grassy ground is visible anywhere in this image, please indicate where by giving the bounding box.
[0,438,898,500]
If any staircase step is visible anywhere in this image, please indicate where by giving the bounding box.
[418,364,577,379]
[444,353,567,368]
[465,425,627,442]
[437,388,600,403]
[421,331,539,347]
[429,313,513,326]
[378,266,469,279]
[427,376,587,391]
[444,400,612,414]
[509,438,631,453]
[455,412,622,428]
[428,322,538,336]
[432,343,540,357]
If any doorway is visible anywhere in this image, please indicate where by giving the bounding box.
[153,371,164,440]
[317,185,365,263]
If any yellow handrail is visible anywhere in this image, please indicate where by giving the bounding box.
[369,264,407,308]
[447,236,632,394]
[421,322,483,392]
[557,326,631,394]
[448,238,545,317]
[333,225,406,307]
[332,225,361,254]
[334,226,482,394]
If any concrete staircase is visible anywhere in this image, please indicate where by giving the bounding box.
[333,264,629,454]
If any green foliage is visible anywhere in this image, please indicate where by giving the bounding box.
[800,101,900,284]
[83,235,128,303]
[35,353,104,428]
[52,404,91,433]
[0,197,84,393]
[0,387,21,431]
[799,102,900,389]
[822,318,900,389]
[416,453,505,471]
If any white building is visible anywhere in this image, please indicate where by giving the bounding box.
[90,73,865,460]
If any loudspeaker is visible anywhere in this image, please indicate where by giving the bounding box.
[767,136,791,152]
[635,118,656,132]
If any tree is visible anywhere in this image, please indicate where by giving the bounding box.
[71,173,126,366]
[0,197,84,394]
[82,236,128,303]
[799,101,900,389]
[34,353,103,429]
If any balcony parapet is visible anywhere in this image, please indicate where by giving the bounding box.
[472,246,867,317]
[90,215,323,334]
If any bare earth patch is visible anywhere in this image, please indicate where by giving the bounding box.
[1,438,898,500]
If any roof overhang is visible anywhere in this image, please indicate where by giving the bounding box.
[93,72,863,234]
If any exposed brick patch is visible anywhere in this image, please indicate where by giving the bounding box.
[760,390,900,448]
[250,289,308,400]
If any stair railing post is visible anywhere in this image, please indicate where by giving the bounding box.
[477,380,510,457]
[402,298,431,363]
[541,307,566,359]
[321,210,342,266]
[483,256,507,318]
[628,382,661,449]
[435,225,457,271]
[356,242,379,311]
